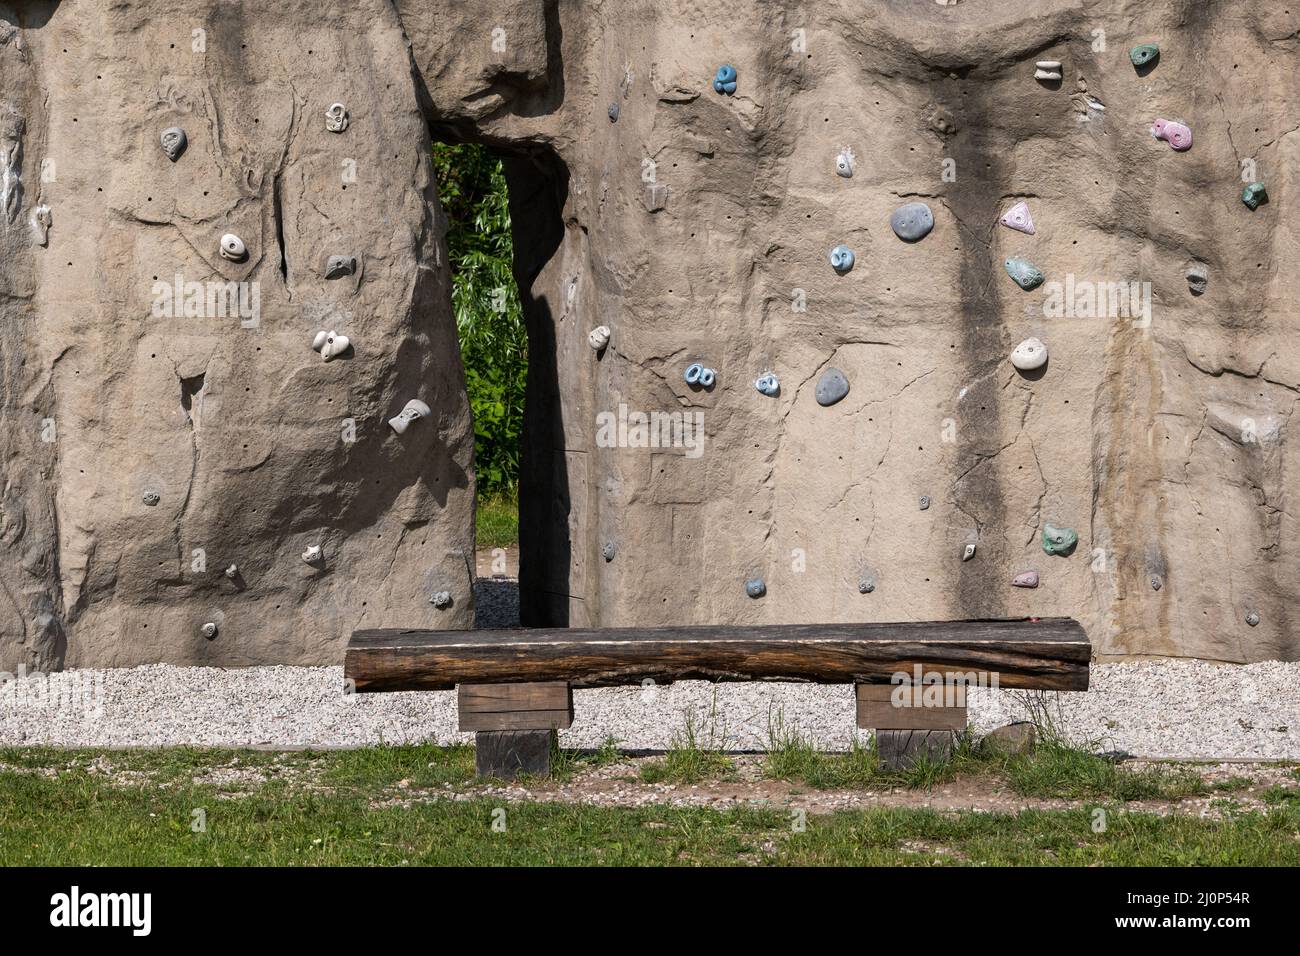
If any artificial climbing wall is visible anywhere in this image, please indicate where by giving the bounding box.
[0,0,476,669]
[414,0,1298,663]
[1,0,1296,669]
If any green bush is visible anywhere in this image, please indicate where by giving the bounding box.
[432,142,526,496]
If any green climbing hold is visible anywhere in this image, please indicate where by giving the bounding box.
[1242,182,1268,210]
[1004,256,1044,291]
[1042,522,1078,556]
[1129,43,1159,68]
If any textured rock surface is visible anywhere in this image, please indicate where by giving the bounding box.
[1,0,1297,668]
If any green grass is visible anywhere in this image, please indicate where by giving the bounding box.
[1,747,1295,866]
[640,700,735,784]
[476,491,519,550]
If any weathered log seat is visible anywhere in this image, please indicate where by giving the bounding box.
[344,618,1090,778]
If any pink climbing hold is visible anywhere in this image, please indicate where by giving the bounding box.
[1151,117,1192,151]
[1012,570,1040,588]
[999,201,1035,235]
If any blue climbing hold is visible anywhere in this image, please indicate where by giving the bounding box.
[713,64,737,95]
[684,363,704,385]
[829,244,855,274]
[744,577,766,598]
[755,372,780,397]
[890,202,934,242]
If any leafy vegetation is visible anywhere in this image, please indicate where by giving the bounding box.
[433,142,526,501]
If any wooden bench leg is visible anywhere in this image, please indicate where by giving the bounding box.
[856,683,967,771]
[475,729,556,780]
[458,682,572,780]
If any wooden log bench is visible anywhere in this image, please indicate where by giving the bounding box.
[345,618,1089,779]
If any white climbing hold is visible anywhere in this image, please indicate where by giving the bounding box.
[312,330,350,362]
[1010,337,1048,371]
[224,564,238,579]
[962,543,977,561]
[201,621,218,638]
[219,233,247,261]
[30,204,51,246]
[302,545,323,563]
[835,147,854,178]
[325,103,349,133]
[388,398,431,435]
[588,325,610,350]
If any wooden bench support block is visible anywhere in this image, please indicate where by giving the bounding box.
[475,729,555,780]
[856,683,968,732]
[458,682,573,732]
[876,730,956,770]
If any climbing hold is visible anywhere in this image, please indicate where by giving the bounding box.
[1241,182,1268,210]
[1245,610,1260,627]
[829,244,855,273]
[325,103,349,133]
[312,330,350,361]
[30,204,51,246]
[1186,264,1208,296]
[1150,118,1192,151]
[224,564,238,579]
[698,367,716,388]
[1150,575,1162,591]
[324,255,356,279]
[430,591,452,609]
[835,147,855,178]
[607,102,619,122]
[388,398,431,435]
[962,543,977,561]
[201,621,218,639]
[684,363,703,385]
[1012,571,1039,588]
[588,325,610,350]
[744,577,766,598]
[142,491,160,506]
[919,495,931,511]
[219,233,247,262]
[858,577,875,594]
[160,126,187,162]
[1010,337,1048,371]
[712,64,737,95]
[755,372,780,397]
[890,202,934,242]
[999,201,1035,235]
[1041,522,1078,556]
[1129,44,1159,68]
[601,542,617,562]
[1004,256,1044,291]
[302,545,323,563]
[1034,60,1062,81]
[815,367,850,406]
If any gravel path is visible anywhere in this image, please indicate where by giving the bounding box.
[0,576,1295,760]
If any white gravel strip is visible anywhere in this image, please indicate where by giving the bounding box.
[0,660,1295,760]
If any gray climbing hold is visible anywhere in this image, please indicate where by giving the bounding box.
[30,205,51,246]
[201,621,218,639]
[755,372,780,396]
[325,103,349,133]
[324,255,356,279]
[835,147,854,178]
[1035,60,1063,81]
[815,367,849,406]
[919,495,930,511]
[588,326,611,350]
[142,491,160,506]
[962,543,977,561]
[1012,570,1039,588]
[1186,264,1208,296]
[829,244,854,273]
[1150,575,1162,591]
[1042,522,1078,556]
[1242,182,1268,210]
[890,202,934,242]
[430,591,453,609]
[1245,610,1260,627]
[744,577,766,598]
[224,564,238,579]
[160,127,187,162]
[602,542,617,562]
[1005,256,1044,291]
[858,577,875,594]
[607,102,619,122]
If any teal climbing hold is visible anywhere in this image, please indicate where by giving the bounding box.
[1129,43,1159,68]
[1005,257,1044,291]
[1042,522,1078,556]
[1242,182,1268,210]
